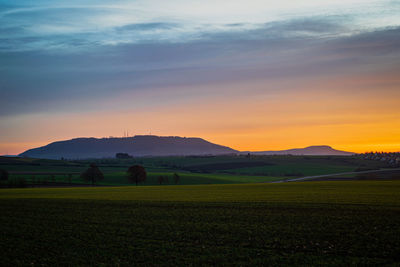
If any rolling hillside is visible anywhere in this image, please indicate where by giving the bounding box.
[19,135,238,159]
[247,145,354,156]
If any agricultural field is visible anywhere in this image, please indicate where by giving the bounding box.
[0,155,393,187]
[0,181,399,265]
[305,169,400,182]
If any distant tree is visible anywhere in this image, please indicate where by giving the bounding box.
[127,165,146,185]
[173,173,180,184]
[0,169,9,181]
[80,163,104,185]
[116,153,133,159]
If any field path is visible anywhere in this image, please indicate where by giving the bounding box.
[272,168,400,183]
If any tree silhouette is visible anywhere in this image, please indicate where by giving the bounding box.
[80,163,104,185]
[0,169,8,181]
[127,165,146,185]
[173,173,180,184]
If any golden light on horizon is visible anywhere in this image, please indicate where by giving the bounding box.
[2,75,399,155]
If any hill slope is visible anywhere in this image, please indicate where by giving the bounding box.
[247,145,354,156]
[19,135,238,159]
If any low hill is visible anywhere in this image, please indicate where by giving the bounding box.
[19,135,238,159]
[246,146,354,156]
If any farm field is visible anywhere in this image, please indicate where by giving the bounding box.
[1,181,400,266]
[0,155,393,187]
[3,171,281,187]
[304,169,400,181]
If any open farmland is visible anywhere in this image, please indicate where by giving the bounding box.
[0,155,393,187]
[1,181,399,266]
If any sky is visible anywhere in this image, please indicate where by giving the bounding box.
[1,0,400,154]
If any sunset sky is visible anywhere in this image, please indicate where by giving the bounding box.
[1,0,400,155]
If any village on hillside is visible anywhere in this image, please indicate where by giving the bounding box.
[362,152,400,166]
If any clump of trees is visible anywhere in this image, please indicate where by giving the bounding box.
[0,169,9,181]
[80,163,104,185]
[116,153,133,159]
[0,170,28,188]
[127,165,146,185]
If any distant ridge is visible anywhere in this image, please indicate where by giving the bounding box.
[19,136,355,159]
[19,135,238,159]
[246,145,354,156]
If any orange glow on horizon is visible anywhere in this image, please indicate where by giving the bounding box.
[1,72,399,155]
[2,91,399,155]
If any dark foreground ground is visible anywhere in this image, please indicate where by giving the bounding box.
[1,182,399,266]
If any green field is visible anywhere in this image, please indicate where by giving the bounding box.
[4,171,281,187]
[1,155,392,187]
[1,181,399,265]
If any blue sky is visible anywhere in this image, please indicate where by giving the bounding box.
[1,0,400,52]
[1,0,400,154]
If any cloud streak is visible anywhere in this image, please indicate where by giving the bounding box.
[0,0,399,51]
[2,23,399,116]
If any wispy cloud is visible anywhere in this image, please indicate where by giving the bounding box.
[0,0,399,51]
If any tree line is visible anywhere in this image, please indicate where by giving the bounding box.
[0,165,181,186]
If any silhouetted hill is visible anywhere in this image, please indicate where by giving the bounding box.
[246,146,354,156]
[19,135,238,159]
